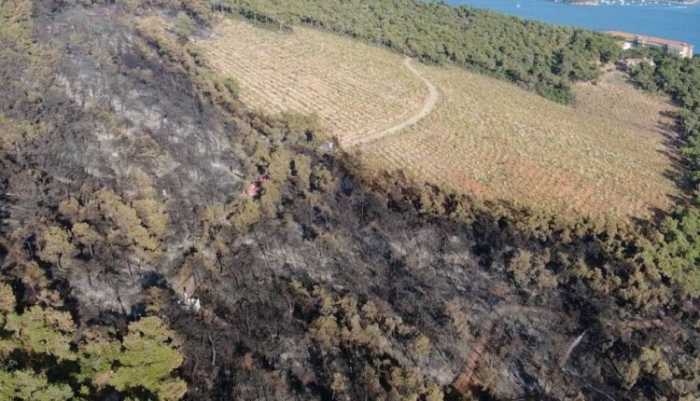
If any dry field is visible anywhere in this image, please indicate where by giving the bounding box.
[363,63,681,218]
[203,18,681,219]
[201,18,426,146]
[575,70,678,132]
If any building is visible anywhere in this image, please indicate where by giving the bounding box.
[607,31,694,58]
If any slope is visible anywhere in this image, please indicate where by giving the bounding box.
[203,17,680,219]
[202,18,426,146]
[363,64,681,219]
[2,2,700,401]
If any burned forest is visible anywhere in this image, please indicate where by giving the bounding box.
[0,1,699,400]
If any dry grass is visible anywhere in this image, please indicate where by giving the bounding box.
[363,64,681,218]
[575,70,678,132]
[200,18,426,146]
[202,18,681,220]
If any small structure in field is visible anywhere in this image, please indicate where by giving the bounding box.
[318,140,335,153]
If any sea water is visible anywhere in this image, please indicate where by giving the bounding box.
[448,0,700,48]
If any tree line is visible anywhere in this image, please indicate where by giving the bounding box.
[218,0,621,103]
[627,52,700,294]
[631,53,700,180]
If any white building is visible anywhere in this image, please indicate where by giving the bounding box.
[608,31,694,58]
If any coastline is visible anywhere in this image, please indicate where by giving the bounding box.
[452,0,699,49]
[554,0,700,4]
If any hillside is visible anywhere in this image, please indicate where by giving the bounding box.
[202,19,426,146]
[574,70,678,131]
[1,1,700,401]
[364,64,681,218]
[217,0,621,103]
[203,18,681,219]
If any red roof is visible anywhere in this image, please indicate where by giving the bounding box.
[606,31,690,48]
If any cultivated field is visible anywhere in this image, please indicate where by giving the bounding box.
[574,70,678,132]
[363,64,681,218]
[201,19,426,146]
[203,18,681,219]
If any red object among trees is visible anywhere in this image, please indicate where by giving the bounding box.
[245,183,258,197]
[244,175,268,197]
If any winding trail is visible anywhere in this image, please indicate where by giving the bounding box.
[346,57,438,147]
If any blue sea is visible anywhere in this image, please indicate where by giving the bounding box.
[447,0,700,48]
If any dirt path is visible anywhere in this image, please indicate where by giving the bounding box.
[346,57,438,147]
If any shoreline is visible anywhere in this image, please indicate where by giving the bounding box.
[456,0,699,50]
[555,0,700,5]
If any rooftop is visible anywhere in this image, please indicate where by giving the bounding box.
[606,31,691,48]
